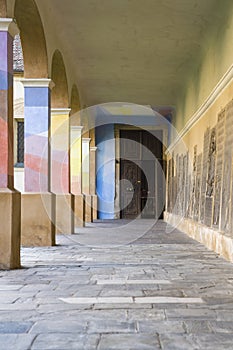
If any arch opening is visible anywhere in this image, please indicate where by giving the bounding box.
[14,0,48,78]
[51,50,69,108]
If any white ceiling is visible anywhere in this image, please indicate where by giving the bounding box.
[36,0,224,108]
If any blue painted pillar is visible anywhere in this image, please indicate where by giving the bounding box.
[21,79,53,192]
[21,79,55,247]
[0,19,18,188]
[96,124,115,219]
[0,19,21,268]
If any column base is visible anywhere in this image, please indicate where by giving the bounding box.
[92,194,98,221]
[85,194,92,223]
[21,192,55,247]
[54,193,74,234]
[0,189,21,269]
[73,194,85,230]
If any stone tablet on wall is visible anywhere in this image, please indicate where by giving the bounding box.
[231,158,233,234]
[204,127,216,227]
[189,145,197,219]
[184,152,189,218]
[200,128,210,223]
[167,158,173,213]
[194,153,202,221]
[206,128,216,197]
[213,110,225,228]
[176,154,184,216]
[221,100,233,233]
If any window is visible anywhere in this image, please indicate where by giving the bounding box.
[16,121,24,166]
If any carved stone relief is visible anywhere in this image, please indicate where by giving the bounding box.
[213,110,225,227]
[204,128,216,226]
[189,145,197,219]
[200,128,210,223]
[206,128,216,197]
[166,99,233,237]
[167,159,172,212]
[220,100,233,233]
[194,153,202,221]
[176,155,184,216]
[184,153,190,218]
[230,158,233,234]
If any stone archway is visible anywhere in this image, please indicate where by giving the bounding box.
[51,50,69,108]
[70,84,81,125]
[14,0,48,78]
[0,0,7,17]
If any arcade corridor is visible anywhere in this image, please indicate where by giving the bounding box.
[2,0,233,348]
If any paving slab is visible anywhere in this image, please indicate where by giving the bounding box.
[31,334,99,350]
[0,334,36,350]
[98,333,161,350]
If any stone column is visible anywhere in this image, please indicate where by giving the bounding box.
[70,126,84,229]
[21,79,55,246]
[0,18,21,269]
[51,108,73,234]
[90,146,98,220]
[82,138,92,222]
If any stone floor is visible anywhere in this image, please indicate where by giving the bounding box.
[1,220,233,349]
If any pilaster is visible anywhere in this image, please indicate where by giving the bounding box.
[51,108,73,234]
[70,126,85,229]
[20,78,55,246]
[82,138,92,222]
[0,18,21,268]
[90,146,98,220]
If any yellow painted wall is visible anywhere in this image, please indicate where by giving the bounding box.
[175,0,233,132]
[182,80,233,157]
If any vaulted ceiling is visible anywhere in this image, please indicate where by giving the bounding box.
[33,0,226,108]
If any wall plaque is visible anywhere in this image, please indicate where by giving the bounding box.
[200,128,210,223]
[213,111,225,227]
[221,101,233,232]
[194,153,202,221]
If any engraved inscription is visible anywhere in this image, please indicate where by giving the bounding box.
[204,128,216,226]
[221,101,233,232]
[200,128,210,223]
[206,128,216,197]
[194,153,202,221]
[184,153,190,218]
[213,110,225,227]
[189,145,197,219]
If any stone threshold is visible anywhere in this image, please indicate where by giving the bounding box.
[60,297,203,304]
[96,279,171,285]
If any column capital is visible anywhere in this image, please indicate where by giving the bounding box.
[21,78,55,90]
[71,126,84,131]
[51,108,71,115]
[0,18,19,37]
[90,146,98,152]
[82,138,91,144]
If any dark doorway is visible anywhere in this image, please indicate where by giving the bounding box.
[120,129,164,219]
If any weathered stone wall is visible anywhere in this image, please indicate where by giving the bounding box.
[165,97,233,262]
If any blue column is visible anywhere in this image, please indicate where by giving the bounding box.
[0,19,21,269]
[0,19,18,188]
[21,79,52,192]
[96,124,115,219]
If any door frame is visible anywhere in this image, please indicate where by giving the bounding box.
[114,124,168,219]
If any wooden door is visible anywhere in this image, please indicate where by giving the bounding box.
[120,129,163,219]
[120,160,141,218]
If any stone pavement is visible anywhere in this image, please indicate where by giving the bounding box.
[1,220,233,349]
